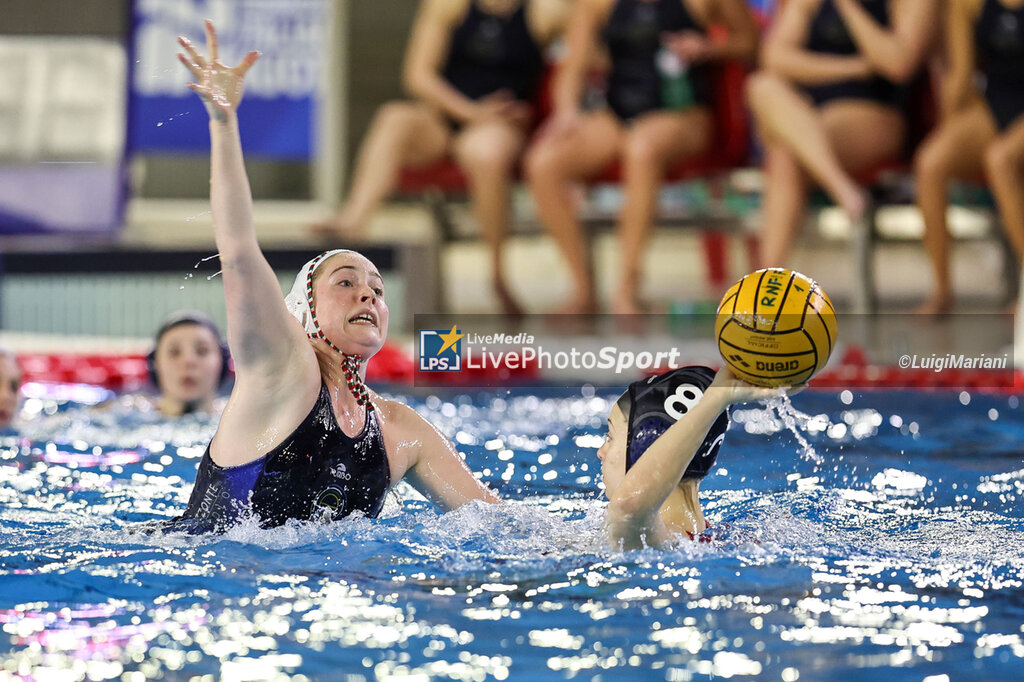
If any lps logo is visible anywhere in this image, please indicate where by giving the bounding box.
[419,325,464,372]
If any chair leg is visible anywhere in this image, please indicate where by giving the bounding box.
[851,204,878,314]
[993,218,1020,305]
[743,233,760,274]
[424,188,457,243]
[701,232,728,291]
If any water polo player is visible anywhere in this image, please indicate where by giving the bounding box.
[599,366,788,549]
[0,349,22,430]
[170,21,499,532]
[148,311,230,417]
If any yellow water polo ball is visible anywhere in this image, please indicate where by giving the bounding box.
[715,268,838,387]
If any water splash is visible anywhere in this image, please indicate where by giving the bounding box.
[3,388,1023,680]
[154,111,191,128]
[179,254,220,288]
[767,393,823,464]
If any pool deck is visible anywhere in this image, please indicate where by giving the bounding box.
[2,197,1017,374]
[119,197,1015,316]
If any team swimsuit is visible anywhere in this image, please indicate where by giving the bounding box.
[602,0,713,120]
[803,0,906,108]
[975,0,1024,130]
[168,383,390,533]
[441,0,546,128]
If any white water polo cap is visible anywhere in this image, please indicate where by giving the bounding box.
[284,249,374,412]
[283,249,358,336]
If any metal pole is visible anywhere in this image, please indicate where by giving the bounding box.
[315,0,346,208]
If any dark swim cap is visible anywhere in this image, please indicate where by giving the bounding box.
[615,366,729,480]
[148,311,231,387]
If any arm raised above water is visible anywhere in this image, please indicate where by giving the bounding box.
[178,21,317,387]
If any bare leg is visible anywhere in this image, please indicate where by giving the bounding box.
[820,101,906,178]
[746,71,869,219]
[524,110,623,313]
[313,101,450,236]
[984,117,1024,261]
[984,116,1024,312]
[615,108,712,314]
[913,103,993,314]
[758,144,809,268]
[452,120,528,316]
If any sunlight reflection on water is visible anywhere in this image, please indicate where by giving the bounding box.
[1,388,1022,680]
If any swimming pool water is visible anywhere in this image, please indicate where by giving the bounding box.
[1,387,1023,681]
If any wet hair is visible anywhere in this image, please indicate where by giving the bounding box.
[616,366,729,481]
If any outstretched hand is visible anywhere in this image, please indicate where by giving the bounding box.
[709,366,805,406]
[178,20,260,123]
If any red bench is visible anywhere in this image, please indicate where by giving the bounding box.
[397,58,757,298]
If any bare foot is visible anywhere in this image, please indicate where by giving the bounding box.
[611,290,650,316]
[551,295,598,315]
[309,212,368,240]
[912,294,952,316]
[839,186,870,223]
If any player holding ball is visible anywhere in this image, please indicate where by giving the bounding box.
[599,268,835,548]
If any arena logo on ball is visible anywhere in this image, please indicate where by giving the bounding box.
[418,325,464,372]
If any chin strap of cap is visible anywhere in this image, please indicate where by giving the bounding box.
[341,353,372,410]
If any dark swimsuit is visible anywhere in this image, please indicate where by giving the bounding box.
[803,0,906,108]
[975,0,1024,130]
[441,0,546,129]
[169,383,390,533]
[602,0,713,120]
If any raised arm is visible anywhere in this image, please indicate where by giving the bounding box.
[382,401,501,511]
[606,370,782,549]
[178,22,313,381]
[833,0,936,84]
[762,0,874,85]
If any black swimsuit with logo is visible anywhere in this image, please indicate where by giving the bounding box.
[602,0,713,120]
[442,0,546,103]
[803,0,906,108]
[169,383,390,533]
[975,0,1024,130]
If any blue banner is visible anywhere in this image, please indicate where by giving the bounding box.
[130,0,325,160]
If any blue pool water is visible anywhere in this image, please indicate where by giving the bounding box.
[1,387,1023,680]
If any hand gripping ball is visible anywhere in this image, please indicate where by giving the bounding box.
[715,268,837,387]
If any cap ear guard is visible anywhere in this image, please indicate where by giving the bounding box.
[620,366,729,480]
